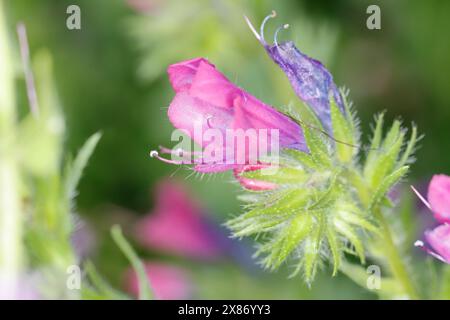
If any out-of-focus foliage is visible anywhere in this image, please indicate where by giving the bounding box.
[0,0,102,298]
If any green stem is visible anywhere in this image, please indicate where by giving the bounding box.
[374,207,419,299]
[0,0,23,290]
[111,225,153,300]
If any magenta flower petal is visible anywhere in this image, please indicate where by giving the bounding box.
[424,224,450,264]
[167,57,210,93]
[413,174,450,264]
[164,57,306,174]
[125,262,191,300]
[167,91,233,149]
[136,180,222,259]
[427,174,450,223]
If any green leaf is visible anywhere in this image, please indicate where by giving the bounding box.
[64,132,101,202]
[308,173,339,210]
[364,113,384,175]
[282,148,319,170]
[397,124,417,169]
[259,213,313,269]
[228,214,288,237]
[326,222,341,276]
[241,166,307,185]
[287,101,331,167]
[338,210,379,235]
[330,95,355,163]
[345,169,371,207]
[340,88,360,144]
[302,123,331,168]
[365,123,404,188]
[382,120,401,148]
[368,166,409,211]
[334,219,365,263]
[243,188,312,218]
[302,215,324,283]
[111,225,153,300]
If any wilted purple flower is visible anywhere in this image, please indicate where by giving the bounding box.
[412,174,450,264]
[245,11,344,133]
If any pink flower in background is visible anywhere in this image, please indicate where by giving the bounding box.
[126,0,161,13]
[135,180,222,259]
[412,174,450,264]
[125,262,191,300]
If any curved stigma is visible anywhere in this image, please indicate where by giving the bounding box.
[260,10,277,44]
[274,24,289,47]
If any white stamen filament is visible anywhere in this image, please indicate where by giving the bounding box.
[410,185,433,211]
[414,239,447,263]
[244,15,261,42]
[149,150,184,165]
[414,240,424,248]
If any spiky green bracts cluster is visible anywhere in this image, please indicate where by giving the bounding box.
[227,92,418,284]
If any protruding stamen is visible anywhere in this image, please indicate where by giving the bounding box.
[274,24,289,47]
[149,150,185,165]
[260,10,277,44]
[158,145,203,157]
[410,185,432,211]
[158,145,175,154]
[414,240,424,248]
[244,15,262,43]
[414,239,446,263]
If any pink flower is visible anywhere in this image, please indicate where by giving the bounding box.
[135,180,222,259]
[233,164,277,191]
[427,174,450,223]
[125,262,191,300]
[412,174,450,264]
[151,58,305,178]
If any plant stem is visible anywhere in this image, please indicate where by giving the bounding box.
[374,207,419,299]
[111,225,153,300]
[0,0,23,295]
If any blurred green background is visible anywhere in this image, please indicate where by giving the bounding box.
[4,0,450,299]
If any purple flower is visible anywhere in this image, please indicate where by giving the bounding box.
[411,174,450,264]
[245,11,344,133]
